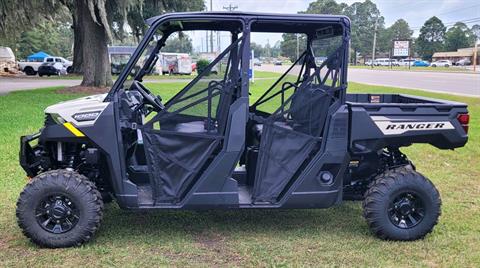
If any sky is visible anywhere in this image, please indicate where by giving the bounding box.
[190,0,480,50]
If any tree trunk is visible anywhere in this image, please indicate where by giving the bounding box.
[71,7,83,74]
[78,0,112,87]
[353,48,358,65]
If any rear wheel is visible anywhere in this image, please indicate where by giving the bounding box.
[363,167,441,241]
[16,170,104,248]
[24,67,36,75]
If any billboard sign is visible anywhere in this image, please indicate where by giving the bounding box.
[393,40,409,57]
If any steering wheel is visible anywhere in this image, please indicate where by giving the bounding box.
[131,80,165,111]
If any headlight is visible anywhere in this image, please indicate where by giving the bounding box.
[73,111,101,122]
[45,113,65,125]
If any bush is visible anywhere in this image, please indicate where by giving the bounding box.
[196,59,211,75]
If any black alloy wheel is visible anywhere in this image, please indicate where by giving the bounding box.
[35,193,80,234]
[387,192,425,229]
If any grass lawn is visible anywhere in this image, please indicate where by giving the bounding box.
[0,81,479,266]
[349,65,475,73]
[38,70,280,81]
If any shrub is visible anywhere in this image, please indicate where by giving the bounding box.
[196,59,211,75]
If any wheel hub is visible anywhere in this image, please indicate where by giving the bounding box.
[397,199,413,215]
[388,192,425,229]
[50,200,69,219]
[35,194,79,234]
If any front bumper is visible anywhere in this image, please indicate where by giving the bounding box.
[20,132,43,177]
[20,123,88,177]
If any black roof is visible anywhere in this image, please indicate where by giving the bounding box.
[146,11,350,26]
[146,12,350,34]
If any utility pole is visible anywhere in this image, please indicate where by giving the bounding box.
[206,32,209,52]
[210,0,214,53]
[371,15,379,69]
[223,3,238,11]
[474,40,478,72]
[266,39,270,57]
[296,34,300,61]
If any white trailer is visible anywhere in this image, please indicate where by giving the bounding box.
[160,52,192,75]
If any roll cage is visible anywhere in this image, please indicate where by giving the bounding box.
[103,12,351,208]
[106,12,350,102]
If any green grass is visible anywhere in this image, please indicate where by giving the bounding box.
[0,81,479,266]
[38,70,280,81]
[349,65,475,73]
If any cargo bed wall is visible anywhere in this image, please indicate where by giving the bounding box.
[347,94,468,153]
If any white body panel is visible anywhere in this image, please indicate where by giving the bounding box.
[44,94,109,126]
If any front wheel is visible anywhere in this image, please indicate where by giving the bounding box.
[16,170,104,248]
[363,167,441,241]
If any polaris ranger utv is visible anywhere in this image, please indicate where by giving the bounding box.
[17,12,469,248]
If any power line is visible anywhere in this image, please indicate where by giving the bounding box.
[411,17,480,30]
[437,3,480,16]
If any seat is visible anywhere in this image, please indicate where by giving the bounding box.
[288,84,331,136]
[252,84,331,141]
[174,121,210,133]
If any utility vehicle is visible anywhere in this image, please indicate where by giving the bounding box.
[17,12,469,248]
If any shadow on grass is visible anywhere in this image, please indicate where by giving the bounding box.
[92,201,368,245]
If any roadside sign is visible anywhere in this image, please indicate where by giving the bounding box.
[393,40,409,57]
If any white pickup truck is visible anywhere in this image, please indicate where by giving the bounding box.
[18,57,72,75]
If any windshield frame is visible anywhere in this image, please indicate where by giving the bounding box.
[105,14,246,101]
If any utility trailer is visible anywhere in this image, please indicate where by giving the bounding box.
[16,12,469,248]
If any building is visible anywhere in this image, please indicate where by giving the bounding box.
[432,47,480,65]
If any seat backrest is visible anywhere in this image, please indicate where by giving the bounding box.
[289,84,331,136]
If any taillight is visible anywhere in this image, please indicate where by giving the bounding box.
[457,113,469,134]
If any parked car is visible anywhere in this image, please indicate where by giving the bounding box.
[273,59,283,66]
[18,56,73,75]
[431,60,451,67]
[364,60,374,66]
[373,58,399,67]
[38,62,66,77]
[455,58,471,66]
[389,59,400,66]
[412,60,430,67]
[253,58,262,66]
[315,56,327,65]
[374,58,390,66]
[398,59,415,67]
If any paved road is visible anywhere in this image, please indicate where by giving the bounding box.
[257,65,480,97]
[0,77,81,94]
[2,67,479,96]
[0,77,191,95]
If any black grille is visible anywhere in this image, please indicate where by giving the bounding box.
[44,114,57,126]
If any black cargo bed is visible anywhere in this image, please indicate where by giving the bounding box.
[346,93,465,106]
